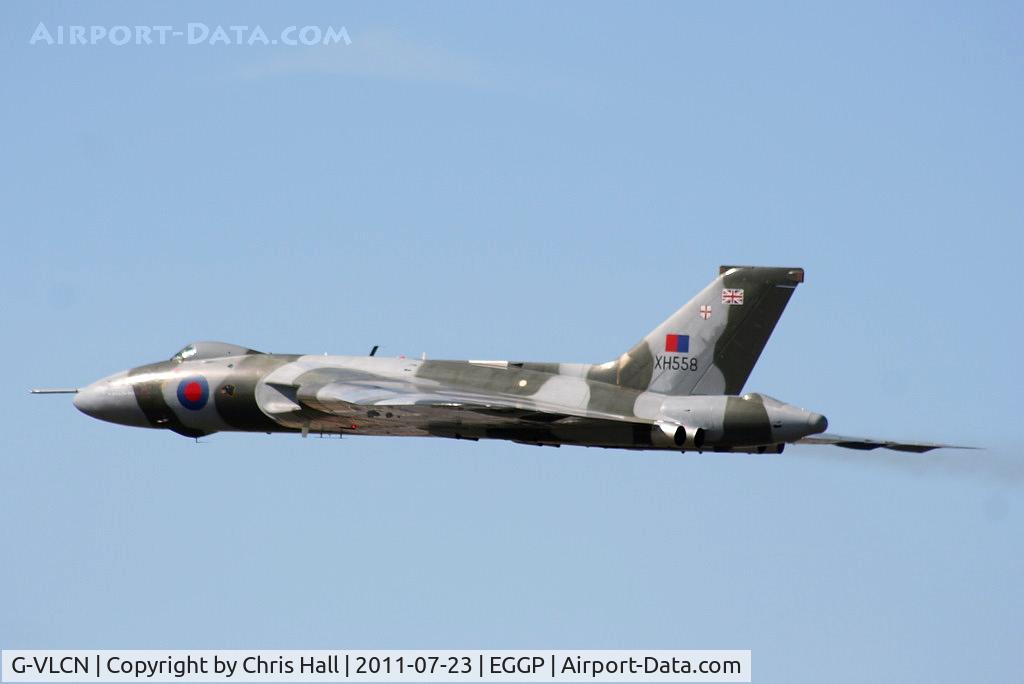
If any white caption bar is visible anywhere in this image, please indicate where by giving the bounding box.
[1,651,750,683]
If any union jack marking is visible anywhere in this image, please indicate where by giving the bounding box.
[699,305,712,320]
[721,288,744,305]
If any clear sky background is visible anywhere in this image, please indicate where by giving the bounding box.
[1,2,1021,682]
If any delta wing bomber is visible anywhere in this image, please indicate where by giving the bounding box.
[34,266,969,454]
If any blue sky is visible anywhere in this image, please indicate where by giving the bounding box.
[1,2,1021,682]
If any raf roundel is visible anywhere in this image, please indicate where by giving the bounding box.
[176,376,209,411]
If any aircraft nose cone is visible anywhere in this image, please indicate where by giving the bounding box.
[72,383,102,417]
[808,412,828,434]
[74,372,149,427]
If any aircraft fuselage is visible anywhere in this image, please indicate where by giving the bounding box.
[72,347,826,452]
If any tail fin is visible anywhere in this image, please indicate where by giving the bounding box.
[589,266,804,396]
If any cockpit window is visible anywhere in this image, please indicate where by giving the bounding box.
[171,341,264,363]
[172,344,198,362]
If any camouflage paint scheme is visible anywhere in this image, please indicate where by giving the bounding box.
[64,266,965,454]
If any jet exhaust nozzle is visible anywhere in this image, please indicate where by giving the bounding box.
[656,422,706,450]
[673,425,705,449]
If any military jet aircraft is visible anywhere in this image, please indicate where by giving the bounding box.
[33,266,965,453]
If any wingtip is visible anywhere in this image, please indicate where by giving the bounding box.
[797,433,980,453]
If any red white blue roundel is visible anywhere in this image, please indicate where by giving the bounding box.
[176,376,209,410]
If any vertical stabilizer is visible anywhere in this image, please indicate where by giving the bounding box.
[588,266,804,395]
